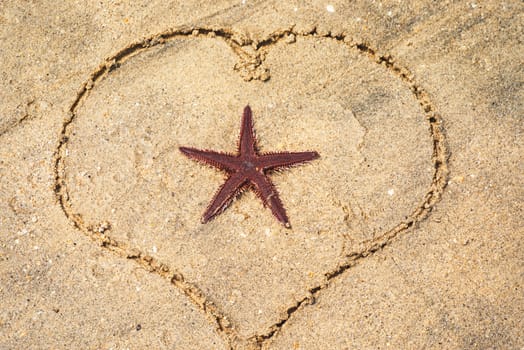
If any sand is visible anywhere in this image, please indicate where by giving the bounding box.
[1,1,522,349]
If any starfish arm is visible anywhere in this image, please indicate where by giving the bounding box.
[251,172,290,228]
[258,151,320,170]
[238,105,257,156]
[202,171,247,223]
[179,147,239,172]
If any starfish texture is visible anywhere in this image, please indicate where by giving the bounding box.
[179,105,320,228]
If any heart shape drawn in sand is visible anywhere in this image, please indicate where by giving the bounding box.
[53,27,447,348]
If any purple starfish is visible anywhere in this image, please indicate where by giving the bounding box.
[180,105,319,228]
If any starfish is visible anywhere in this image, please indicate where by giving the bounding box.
[179,105,320,228]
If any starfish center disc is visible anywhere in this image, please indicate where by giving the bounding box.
[241,160,256,171]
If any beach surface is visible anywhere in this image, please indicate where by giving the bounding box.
[0,1,522,349]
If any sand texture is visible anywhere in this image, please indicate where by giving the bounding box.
[1,1,522,349]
